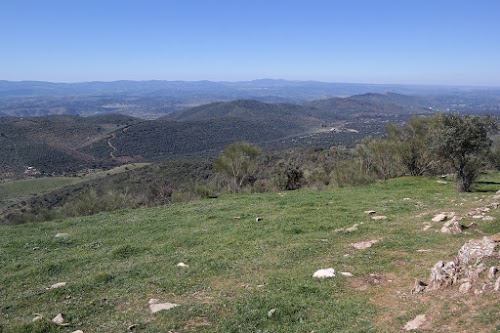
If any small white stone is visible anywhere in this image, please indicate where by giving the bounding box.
[345,224,359,232]
[47,282,67,289]
[371,215,387,220]
[364,210,376,215]
[55,233,69,238]
[340,272,353,277]
[488,267,498,280]
[403,314,426,331]
[71,331,84,333]
[431,214,447,222]
[313,268,335,279]
[149,302,178,313]
[351,240,379,250]
[267,308,277,317]
[495,276,500,291]
[255,217,263,222]
[52,313,69,326]
[176,262,189,268]
[459,281,472,294]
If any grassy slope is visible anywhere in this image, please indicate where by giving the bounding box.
[0,177,84,201]
[1,177,499,332]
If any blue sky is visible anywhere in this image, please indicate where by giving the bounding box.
[1,0,499,85]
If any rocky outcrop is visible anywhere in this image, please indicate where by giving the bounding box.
[413,235,500,295]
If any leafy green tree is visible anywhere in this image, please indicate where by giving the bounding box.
[435,113,497,192]
[387,116,440,176]
[215,142,260,192]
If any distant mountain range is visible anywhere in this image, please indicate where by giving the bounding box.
[1,79,499,119]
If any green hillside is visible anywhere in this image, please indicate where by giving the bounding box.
[1,177,499,332]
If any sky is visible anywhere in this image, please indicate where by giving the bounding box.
[0,0,499,86]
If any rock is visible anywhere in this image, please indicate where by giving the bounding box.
[32,314,44,322]
[47,282,67,289]
[436,180,447,184]
[345,224,359,232]
[149,299,179,313]
[429,261,458,290]
[491,234,500,242]
[459,281,472,293]
[128,324,137,331]
[432,213,448,222]
[440,217,465,234]
[488,267,498,280]
[495,276,500,291]
[313,268,336,279]
[364,210,376,215]
[340,272,353,277]
[483,216,494,221]
[371,216,387,220]
[52,313,69,326]
[351,240,379,250]
[176,262,189,268]
[403,314,426,331]
[71,331,84,333]
[411,280,428,294]
[403,198,411,201]
[457,237,498,265]
[255,217,263,222]
[472,215,484,219]
[55,233,69,238]
[422,225,431,231]
[267,308,277,317]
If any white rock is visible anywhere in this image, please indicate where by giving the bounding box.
[436,180,447,185]
[351,240,379,250]
[71,331,84,333]
[431,214,447,222]
[149,302,178,313]
[483,216,494,221]
[47,282,67,289]
[488,267,498,280]
[371,215,387,220]
[313,268,336,279]
[403,314,426,331]
[472,215,484,219]
[364,210,376,215]
[459,281,472,293]
[55,233,69,238]
[345,224,359,232]
[176,262,189,268]
[340,272,353,277]
[495,276,500,292]
[32,315,44,322]
[267,308,277,317]
[52,313,69,326]
[403,198,411,201]
[255,217,263,222]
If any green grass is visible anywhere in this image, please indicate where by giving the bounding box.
[1,176,499,332]
[0,177,84,201]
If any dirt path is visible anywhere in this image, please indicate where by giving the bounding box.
[107,133,118,159]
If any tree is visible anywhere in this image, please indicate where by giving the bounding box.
[435,113,497,192]
[275,160,303,190]
[214,142,260,192]
[387,116,440,176]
